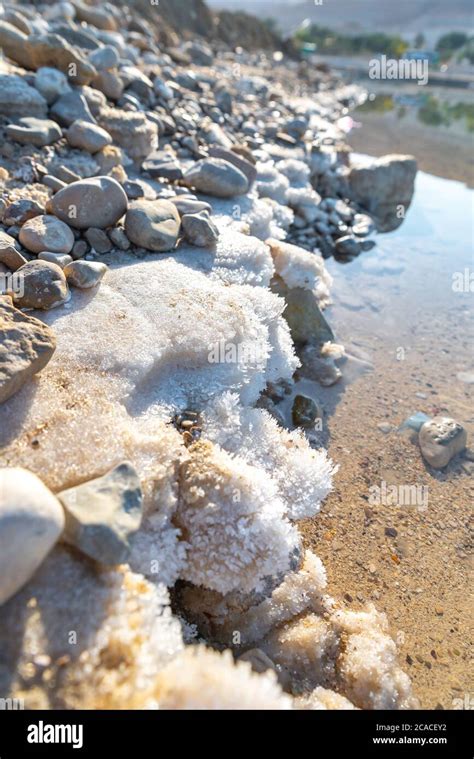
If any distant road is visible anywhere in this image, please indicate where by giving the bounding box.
[313,54,474,89]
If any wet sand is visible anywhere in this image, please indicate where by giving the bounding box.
[298,171,473,708]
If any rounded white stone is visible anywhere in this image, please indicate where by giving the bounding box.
[0,468,65,606]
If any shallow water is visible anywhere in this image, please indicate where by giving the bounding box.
[349,87,474,187]
[357,88,474,135]
[300,169,473,709]
[328,168,473,349]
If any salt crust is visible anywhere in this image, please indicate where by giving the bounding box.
[0,108,415,707]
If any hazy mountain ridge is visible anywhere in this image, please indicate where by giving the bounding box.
[130,0,292,51]
[208,0,474,40]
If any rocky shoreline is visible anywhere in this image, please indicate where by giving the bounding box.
[0,0,430,710]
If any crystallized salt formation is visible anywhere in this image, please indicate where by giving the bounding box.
[177,439,300,594]
[0,547,184,709]
[203,394,335,520]
[0,1,419,711]
[147,647,293,710]
[267,238,333,305]
[178,550,329,646]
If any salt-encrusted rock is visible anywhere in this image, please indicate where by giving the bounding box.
[34,66,71,104]
[125,199,181,252]
[177,439,300,594]
[14,261,69,310]
[0,468,64,605]
[24,33,97,86]
[332,199,354,222]
[66,120,111,153]
[238,648,280,677]
[255,162,290,205]
[183,158,249,198]
[153,646,292,709]
[419,416,467,468]
[260,611,337,685]
[88,45,120,71]
[0,232,26,271]
[0,548,184,708]
[272,280,334,345]
[0,74,47,118]
[98,106,158,161]
[64,260,108,289]
[2,199,43,227]
[179,550,328,646]
[51,91,96,127]
[330,605,416,709]
[296,687,357,711]
[352,212,375,237]
[286,186,322,224]
[335,235,361,257]
[51,177,128,229]
[347,154,417,232]
[6,117,62,147]
[181,210,219,247]
[38,251,73,269]
[57,462,143,565]
[169,197,212,217]
[209,146,257,186]
[19,215,74,255]
[267,239,332,302]
[299,345,342,387]
[0,296,56,403]
[292,395,321,428]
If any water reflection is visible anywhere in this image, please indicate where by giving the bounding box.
[356,91,474,132]
[326,169,473,361]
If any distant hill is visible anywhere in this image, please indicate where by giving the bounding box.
[208,0,474,45]
[129,0,293,52]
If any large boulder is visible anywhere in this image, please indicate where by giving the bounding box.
[51,177,128,229]
[0,296,56,404]
[346,154,417,232]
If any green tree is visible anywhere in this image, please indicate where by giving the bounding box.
[436,32,468,58]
